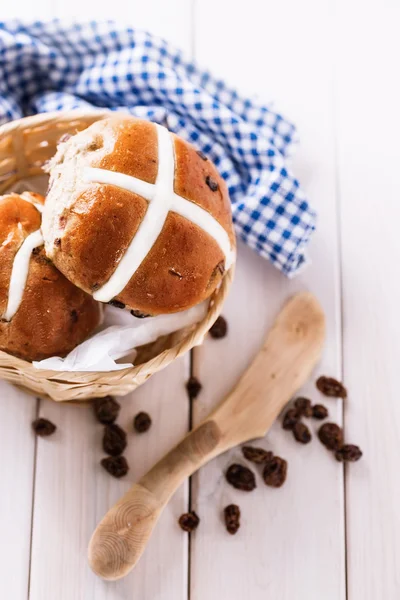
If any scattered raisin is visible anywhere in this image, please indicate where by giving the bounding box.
[226,464,256,491]
[186,376,202,400]
[294,397,312,418]
[282,408,299,430]
[178,511,200,532]
[292,421,312,444]
[103,424,127,456]
[335,444,362,462]
[70,309,78,323]
[263,456,288,488]
[242,446,273,464]
[108,300,126,309]
[93,396,120,425]
[133,412,152,433]
[209,316,228,339]
[32,418,56,437]
[205,175,218,192]
[224,504,240,535]
[131,310,151,318]
[316,376,347,398]
[54,238,61,247]
[197,150,208,161]
[312,404,329,420]
[318,423,344,451]
[101,455,129,478]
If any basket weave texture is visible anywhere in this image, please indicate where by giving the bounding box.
[0,110,233,402]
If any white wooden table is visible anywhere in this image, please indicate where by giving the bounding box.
[1,1,400,599]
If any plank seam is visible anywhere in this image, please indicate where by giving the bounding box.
[188,3,196,597]
[332,33,348,600]
[27,396,40,600]
[187,349,194,600]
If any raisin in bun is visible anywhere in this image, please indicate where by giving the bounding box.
[42,117,235,316]
[0,193,101,361]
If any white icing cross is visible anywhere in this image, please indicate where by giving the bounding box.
[4,229,43,321]
[2,195,44,321]
[82,123,234,303]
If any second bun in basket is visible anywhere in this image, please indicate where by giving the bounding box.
[42,117,236,316]
[0,193,101,361]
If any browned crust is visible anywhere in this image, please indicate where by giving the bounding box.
[118,212,226,314]
[53,186,148,293]
[0,193,101,361]
[173,135,235,245]
[99,118,158,182]
[49,118,235,315]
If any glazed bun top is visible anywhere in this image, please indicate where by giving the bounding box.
[0,192,45,321]
[0,193,101,361]
[42,117,236,316]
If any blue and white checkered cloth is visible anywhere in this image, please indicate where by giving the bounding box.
[0,20,316,276]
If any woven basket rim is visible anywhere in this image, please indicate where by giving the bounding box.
[0,110,235,400]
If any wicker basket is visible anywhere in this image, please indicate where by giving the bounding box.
[0,110,234,402]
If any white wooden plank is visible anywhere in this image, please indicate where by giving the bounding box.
[29,359,190,600]
[190,1,345,598]
[0,384,36,600]
[53,0,193,51]
[1,1,192,52]
[1,2,55,19]
[335,2,400,598]
[2,0,192,52]
[23,4,193,599]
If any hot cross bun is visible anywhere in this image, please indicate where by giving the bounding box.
[42,117,236,316]
[0,192,101,361]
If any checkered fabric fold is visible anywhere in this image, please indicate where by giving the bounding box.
[0,20,316,276]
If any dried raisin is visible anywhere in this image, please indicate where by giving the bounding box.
[226,464,256,491]
[103,424,127,456]
[263,456,288,488]
[312,404,329,420]
[335,444,362,462]
[242,446,273,464]
[197,150,208,161]
[316,376,347,398]
[133,412,152,433]
[224,504,240,535]
[209,316,228,339]
[178,511,200,532]
[318,423,343,451]
[131,310,151,318]
[101,455,129,478]
[282,408,299,430]
[93,396,120,425]
[292,421,312,444]
[205,175,218,192]
[294,397,312,418]
[108,300,126,309]
[186,376,202,400]
[32,418,56,437]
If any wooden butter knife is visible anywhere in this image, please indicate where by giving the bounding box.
[88,292,325,580]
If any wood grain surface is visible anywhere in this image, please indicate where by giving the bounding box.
[0,1,398,599]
